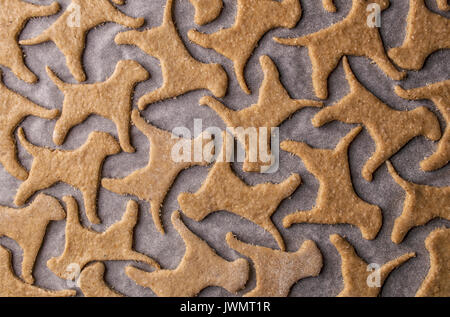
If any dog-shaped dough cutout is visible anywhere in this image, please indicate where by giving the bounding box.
[199,55,322,173]
[388,0,450,70]
[115,0,228,110]
[226,233,322,297]
[46,60,149,153]
[188,0,223,25]
[126,211,249,297]
[312,57,441,181]
[15,128,121,224]
[331,234,415,297]
[275,0,405,99]
[79,262,123,297]
[386,161,450,244]
[0,70,59,180]
[20,0,144,82]
[46,196,159,280]
[188,0,301,94]
[102,109,212,234]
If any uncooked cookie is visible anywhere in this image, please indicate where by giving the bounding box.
[0,194,65,284]
[0,246,76,297]
[47,196,159,280]
[126,211,249,297]
[200,55,322,172]
[388,0,450,70]
[386,161,450,244]
[188,0,301,94]
[437,0,450,11]
[79,262,123,297]
[0,0,59,83]
[395,80,450,171]
[47,60,149,153]
[281,127,382,240]
[274,0,405,99]
[115,0,228,110]
[322,0,337,12]
[0,70,59,181]
[331,234,415,297]
[15,128,121,224]
[178,133,301,250]
[312,57,441,182]
[188,0,223,25]
[20,0,144,82]
[416,227,450,297]
[102,109,211,234]
[226,232,322,297]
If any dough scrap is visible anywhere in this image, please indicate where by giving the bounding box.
[0,70,59,181]
[47,60,149,153]
[331,234,415,297]
[312,57,441,181]
[200,55,322,172]
[0,0,59,83]
[416,227,450,297]
[281,127,382,240]
[188,0,223,25]
[322,0,337,12]
[0,194,65,284]
[388,0,450,70]
[46,196,159,280]
[386,161,450,244]
[79,262,123,297]
[115,0,228,110]
[178,134,301,250]
[437,0,450,11]
[395,80,450,171]
[20,0,144,82]
[188,0,302,94]
[0,246,76,297]
[102,109,211,234]
[126,211,249,297]
[15,128,121,224]
[226,233,322,297]
[274,0,405,99]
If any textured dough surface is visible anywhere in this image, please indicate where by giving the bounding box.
[79,262,123,297]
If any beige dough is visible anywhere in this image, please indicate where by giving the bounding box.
[188,0,223,25]
[322,0,337,12]
[47,60,149,153]
[15,128,121,224]
[312,57,441,182]
[188,0,301,94]
[20,0,144,82]
[79,262,123,297]
[281,127,383,240]
[126,211,249,297]
[115,0,228,110]
[226,233,322,297]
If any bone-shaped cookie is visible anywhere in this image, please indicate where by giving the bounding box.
[388,0,450,70]
[395,80,450,171]
[126,211,249,297]
[79,262,123,297]
[20,0,144,82]
[312,57,441,181]
[0,0,59,83]
[331,234,415,297]
[199,55,322,172]
[0,70,59,180]
[188,0,301,94]
[226,233,322,297]
[386,161,450,244]
[275,0,405,99]
[0,194,65,284]
[0,246,76,297]
[281,127,382,240]
[102,109,211,234]
[178,134,301,250]
[47,60,149,153]
[15,128,121,224]
[115,0,228,110]
[416,227,450,297]
[47,196,159,280]
[188,0,223,25]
